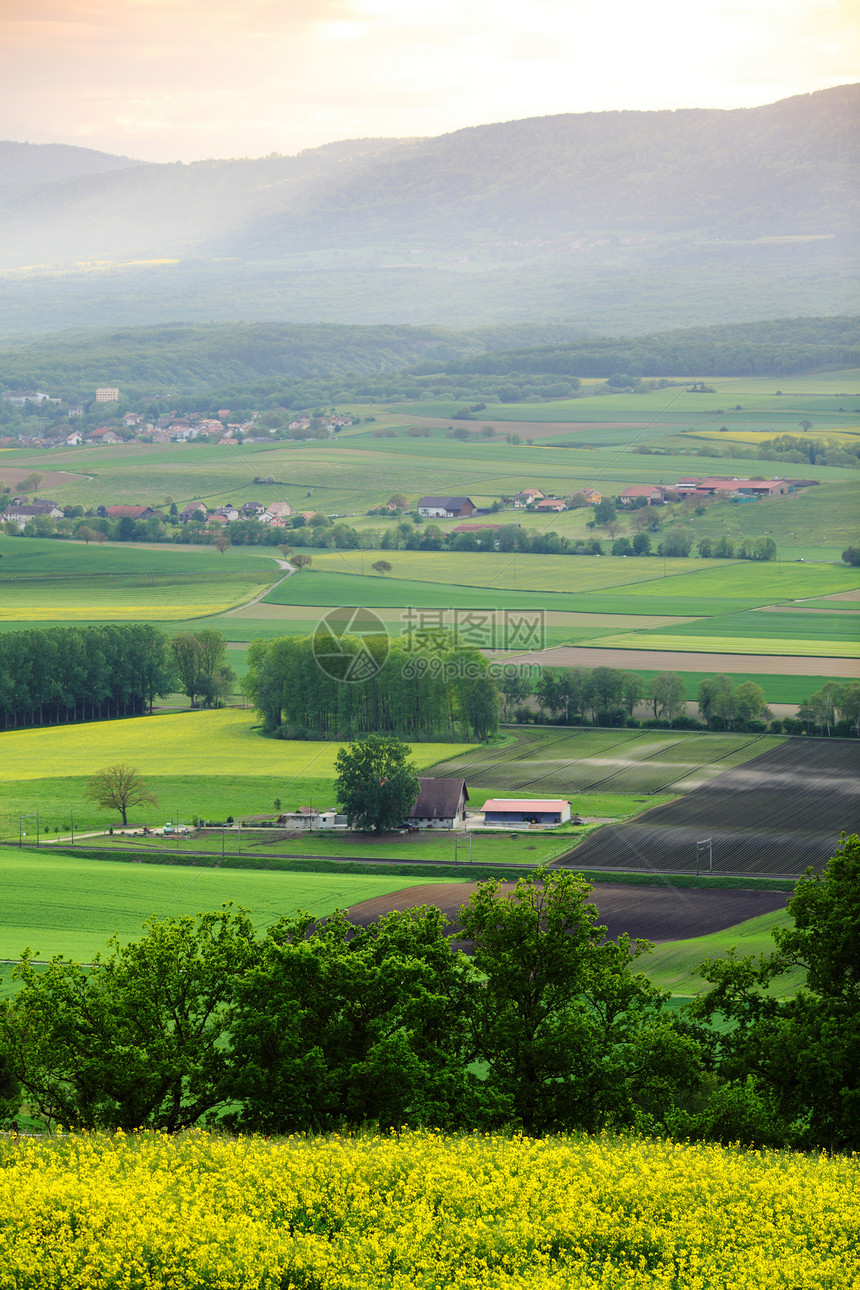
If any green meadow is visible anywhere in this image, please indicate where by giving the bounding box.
[0,849,447,961]
[641,908,802,998]
[0,709,472,838]
[0,537,279,621]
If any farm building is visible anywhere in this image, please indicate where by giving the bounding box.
[417,496,476,518]
[103,505,158,521]
[482,798,571,826]
[513,489,545,507]
[619,485,665,506]
[407,777,469,829]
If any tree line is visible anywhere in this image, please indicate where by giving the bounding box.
[2,844,858,1152]
[244,633,500,742]
[0,626,234,729]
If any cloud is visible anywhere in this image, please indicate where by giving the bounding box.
[0,0,855,160]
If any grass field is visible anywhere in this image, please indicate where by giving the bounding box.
[0,709,473,836]
[0,537,280,622]
[430,727,783,800]
[641,907,800,996]
[0,849,446,960]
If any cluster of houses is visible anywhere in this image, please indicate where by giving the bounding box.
[411,477,810,525]
[177,500,298,528]
[1,497,64,528]
[0,495,306,532]
[620,476,813,506]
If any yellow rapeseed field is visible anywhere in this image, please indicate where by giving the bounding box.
[2,708,470,781]
[0,1130,856,1289]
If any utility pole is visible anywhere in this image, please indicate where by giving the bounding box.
[696,837,713,877]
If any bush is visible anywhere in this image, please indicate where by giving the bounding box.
[782,718,803,735]
[769,719,783,734]
[276,725,309,740]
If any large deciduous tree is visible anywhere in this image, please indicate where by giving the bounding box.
[0,909,257,1132]
[226,907,475,1135]
[170,630,230,709]
[692,835,860,1149]
[458,870,699,1135]
[84,763,157,825]
[335,734,420,832]
[648,671,687,724]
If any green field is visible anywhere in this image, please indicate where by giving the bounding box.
[0,537,280,621]
[641,908,801,997]
[430,727,783,800]
[0,849,449,960]
[0,709,473,837]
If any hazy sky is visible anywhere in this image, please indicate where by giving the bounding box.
[1,0,856,162]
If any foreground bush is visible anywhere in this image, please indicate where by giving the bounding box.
[0,1129,856,1289]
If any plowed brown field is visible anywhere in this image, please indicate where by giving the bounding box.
[557,739,860,877]
[344,881,788,944]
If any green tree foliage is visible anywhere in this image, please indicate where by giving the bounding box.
[0,624,176,729]
[660,525,695,558]
[732,680,770,730]
[648,672,687,725]
[334,735,420,832]
[458,870,700,1135]
[170,630,231,709]
[84,763,158,826]
[226,907,475,1134]
[0,909,257,1132]
[243,633,500,741]
[697,674,736,729]
[691,835,860,1149]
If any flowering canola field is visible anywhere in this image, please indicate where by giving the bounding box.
[1,1129,857,1289]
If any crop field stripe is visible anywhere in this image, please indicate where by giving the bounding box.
[620,733,772,798]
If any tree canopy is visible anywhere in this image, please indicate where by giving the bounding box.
[334,735,420,832]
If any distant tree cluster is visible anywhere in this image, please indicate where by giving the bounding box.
[0,625,235,730]
[243,632,500,742]
[794,681,860,738]
[501,665,774,732]
[0,625,175,729]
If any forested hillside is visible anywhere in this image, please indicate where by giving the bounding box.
[0,316,854,401]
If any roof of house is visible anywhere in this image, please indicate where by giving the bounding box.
[418,496,473,508]
[105,505,154,519]
[408,777,469,820]
[621,485,664,496]
[483,799,569,813]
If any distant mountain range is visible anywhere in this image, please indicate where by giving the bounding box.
[1,86,856,267]
[0,87,856,338]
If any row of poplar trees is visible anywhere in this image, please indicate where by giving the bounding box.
[0,625,233,728]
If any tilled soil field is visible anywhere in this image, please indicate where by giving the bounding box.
[344,882,788,945]
[557,739,860,877]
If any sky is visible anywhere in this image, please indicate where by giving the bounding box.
[0,0,856,162]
